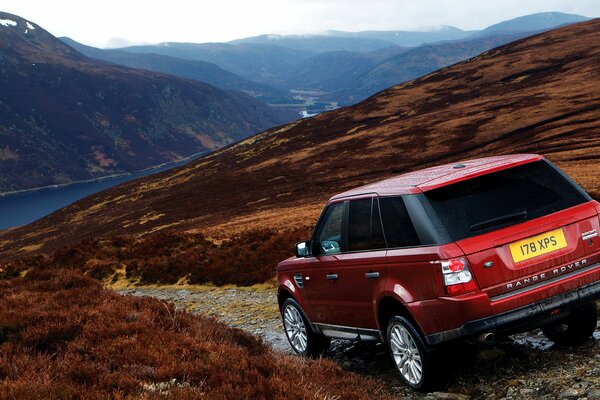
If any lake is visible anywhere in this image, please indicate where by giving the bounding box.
[0,152,206,230]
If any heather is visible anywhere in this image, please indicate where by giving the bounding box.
[0,269,394,399]
[1,227,310,287]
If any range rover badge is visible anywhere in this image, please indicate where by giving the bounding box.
[582,229,598,241]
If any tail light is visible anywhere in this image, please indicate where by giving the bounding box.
[433,257,478,295]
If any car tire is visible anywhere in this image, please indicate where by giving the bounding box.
[281,298,331,357]
[387,316,439,391]
[542,302,598,346]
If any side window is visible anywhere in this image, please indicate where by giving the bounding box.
[348,199,371,251]
[314,202,345,254]
[379,197,420,248]
[371,199,386,249]
[348,198,387,252]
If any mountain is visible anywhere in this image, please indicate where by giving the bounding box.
[228,34,396,53]
[120,42,314,85]
[1,19,598,258]
[112,13,590,104]
[60,37,293,104]
[282,32,533,105]
[282,13,591,104]
[0,12,295,192]
[326,26,474,46]
[286,51,379,93]
[332,32,532,104]
[473,12,590,37]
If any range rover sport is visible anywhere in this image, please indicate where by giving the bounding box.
[276,154,600,390]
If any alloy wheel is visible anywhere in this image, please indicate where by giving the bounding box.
[283,304,308,353]
[390,323,423,385]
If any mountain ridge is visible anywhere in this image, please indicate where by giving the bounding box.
[59,37,293,104]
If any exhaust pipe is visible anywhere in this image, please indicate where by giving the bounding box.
[478,332,495,344]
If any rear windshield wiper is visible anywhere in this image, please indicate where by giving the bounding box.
[469,210,528,231]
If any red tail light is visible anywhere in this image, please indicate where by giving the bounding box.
[433,257,479,295]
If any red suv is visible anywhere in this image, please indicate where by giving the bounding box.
[277,154,600,390]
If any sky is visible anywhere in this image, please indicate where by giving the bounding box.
[2,0,599,48]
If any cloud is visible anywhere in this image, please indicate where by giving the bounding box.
[1,0,598,46]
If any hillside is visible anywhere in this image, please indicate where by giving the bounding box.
[60,37,293,104]
[1,19,599,261]
[0,12,295,192]
[0,268,395,399]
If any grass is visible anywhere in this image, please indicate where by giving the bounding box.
[0,269,395,399]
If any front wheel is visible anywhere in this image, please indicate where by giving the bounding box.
[542,302,598,346]
[387,316,439,391]
[281,298,330,356]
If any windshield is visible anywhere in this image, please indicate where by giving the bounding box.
[424,160,587,241]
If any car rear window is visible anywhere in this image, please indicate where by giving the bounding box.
[424,160,587,241]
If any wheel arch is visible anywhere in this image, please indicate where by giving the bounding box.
[277,287,295,311]
[377,296,425,340]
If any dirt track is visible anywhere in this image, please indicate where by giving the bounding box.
[118,287,600,399]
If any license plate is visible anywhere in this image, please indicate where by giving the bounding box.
[509,228,567,263]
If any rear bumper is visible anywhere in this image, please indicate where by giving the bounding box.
[425,279,600,346]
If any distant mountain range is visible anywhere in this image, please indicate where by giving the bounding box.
[0,12,295,192]
[60,38,293,104]
[64,12,590,108]
[2,18,598,258]
[0,11,591,193]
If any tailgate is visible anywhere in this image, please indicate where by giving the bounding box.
[457,202,600,300]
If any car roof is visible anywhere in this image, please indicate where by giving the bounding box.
[330,154,543,201]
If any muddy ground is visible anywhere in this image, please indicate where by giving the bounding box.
[118,287,600,399]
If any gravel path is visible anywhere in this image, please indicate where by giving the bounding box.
[118,286,290,352]
[117,287,600,399]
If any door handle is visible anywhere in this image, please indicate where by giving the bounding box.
[326,273,339,280]
[365,272,380,279]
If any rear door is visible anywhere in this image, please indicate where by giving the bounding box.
[302,197,387,329]
[331,197,387,329]
[424,160,600,300]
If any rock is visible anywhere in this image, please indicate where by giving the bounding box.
[588,389,600,399]
[559,389,579,398]
[429,392,471,400]
[520,388,536,395]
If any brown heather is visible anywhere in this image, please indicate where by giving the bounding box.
[1,227,311,286]
[0,269,394,399]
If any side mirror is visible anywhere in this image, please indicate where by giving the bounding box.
[295,241,310,257]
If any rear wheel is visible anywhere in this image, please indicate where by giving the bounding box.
[542,302,598,345]
[281,298,330,356]
[387,316,438,391]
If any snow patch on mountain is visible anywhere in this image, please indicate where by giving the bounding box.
[26,21,35,30]
[0,19,17,27]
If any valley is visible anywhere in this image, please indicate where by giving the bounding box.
[2,18,598,260]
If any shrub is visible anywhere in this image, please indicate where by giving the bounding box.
[1,227,312,287]
[0,270,394,399]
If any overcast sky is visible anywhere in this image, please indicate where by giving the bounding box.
[2,0,599,48]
